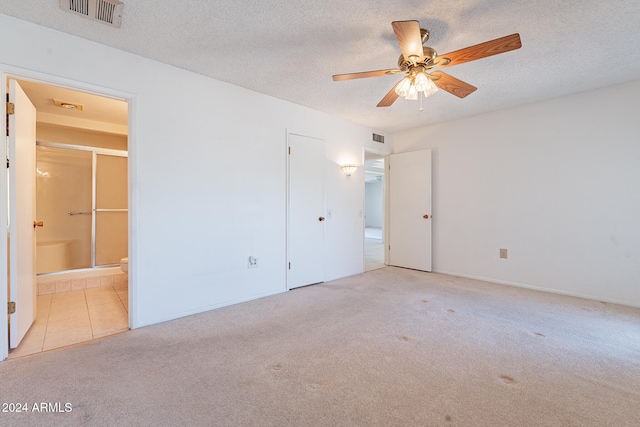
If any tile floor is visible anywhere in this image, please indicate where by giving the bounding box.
[8,283,129,359]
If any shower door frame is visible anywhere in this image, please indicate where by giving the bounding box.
[36,141,128,271]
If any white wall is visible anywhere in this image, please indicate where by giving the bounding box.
[37,123,128,150]
[0,14,393,337]
[394,80,640,307]
[365,180,383,228]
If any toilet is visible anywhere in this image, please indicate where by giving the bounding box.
[120,257,128,274]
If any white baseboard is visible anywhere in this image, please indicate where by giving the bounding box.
[432,269,640,309]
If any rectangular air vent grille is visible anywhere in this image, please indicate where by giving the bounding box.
[69,0,89,15]
[96,0,118,23]
[372,133,385,143]
[60,0,124,27]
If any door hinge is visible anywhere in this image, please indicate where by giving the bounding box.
[6,158,8,168]
[288,147,291,154]
[8,301,16,314]
[6,102,14,115]
[288,262,291,269]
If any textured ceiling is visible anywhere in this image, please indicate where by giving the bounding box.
[2,1,640,133]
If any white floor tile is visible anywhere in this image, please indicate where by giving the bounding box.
[10,285,129,358]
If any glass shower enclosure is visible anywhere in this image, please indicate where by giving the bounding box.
[36,142,128,274]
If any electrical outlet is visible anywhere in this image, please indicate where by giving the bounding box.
[248,256,258,268]
[499,248,508,259]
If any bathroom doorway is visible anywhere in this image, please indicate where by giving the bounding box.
[364,151,386,271]
[5,77,130,359]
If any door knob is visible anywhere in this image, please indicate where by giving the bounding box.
[423,214,430,219]
[318,216,326,222]
[33,221,44,228]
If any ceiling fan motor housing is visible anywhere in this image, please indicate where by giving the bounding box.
[398,46,438,71]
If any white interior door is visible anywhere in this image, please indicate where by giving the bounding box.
[288,133,325,289]
[9,79,37,348]
[388,149,432,272]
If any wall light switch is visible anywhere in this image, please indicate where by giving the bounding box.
[499,248,508,259]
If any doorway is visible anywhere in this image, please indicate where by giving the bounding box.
[364,151,386,271]
[4,76,131,359]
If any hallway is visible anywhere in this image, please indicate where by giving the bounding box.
[365,227,385,271]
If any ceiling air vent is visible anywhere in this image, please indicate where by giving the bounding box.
[372,133,385,143]
[60,0,124,28]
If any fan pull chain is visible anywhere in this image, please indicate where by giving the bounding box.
[419,92,424,111]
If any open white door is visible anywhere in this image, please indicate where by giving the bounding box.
[287,133,325,289]
[8,79,37,348]
[388,149,432,272]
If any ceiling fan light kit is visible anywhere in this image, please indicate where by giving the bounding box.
[332,20,521,109]
[395,68,438,100]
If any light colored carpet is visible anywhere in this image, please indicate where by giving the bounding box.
[2,267,639,426]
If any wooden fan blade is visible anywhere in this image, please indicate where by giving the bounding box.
[430,71,477,98]
[392,20,424,62]
[437,33,522,67]
[377,81,402,107]
[332,69,402,81]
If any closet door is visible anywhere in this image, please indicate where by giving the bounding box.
[388,149,432,272]
[287,133,325,289]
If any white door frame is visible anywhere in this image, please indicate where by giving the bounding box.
[388,149,432,272]
[0,66,136,361]
[286,130,326,290]
[363,147,391,268]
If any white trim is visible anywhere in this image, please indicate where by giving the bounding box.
[285,129,326,290]
[363,147,390,270]
[363,146,389,158]
[126,94,137,329]
[285,129,290,289]
[383,154,390,266]
[0,74,8,361]
[433,270,640,309]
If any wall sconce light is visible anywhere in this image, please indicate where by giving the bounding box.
[340,165,358,176]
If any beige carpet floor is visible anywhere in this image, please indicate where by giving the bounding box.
[2,267,639,426]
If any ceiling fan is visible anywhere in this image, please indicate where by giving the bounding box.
[332,20,522,108]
